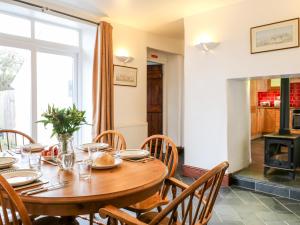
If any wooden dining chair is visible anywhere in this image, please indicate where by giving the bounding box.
[0,129,35,151]
[126,135,178,215]
[94,130,127,151]
[0,174,32,225]
[100,161,229,225]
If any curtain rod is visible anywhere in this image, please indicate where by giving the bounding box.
[11,0,100,25]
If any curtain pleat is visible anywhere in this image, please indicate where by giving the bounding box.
[92,22,114,138]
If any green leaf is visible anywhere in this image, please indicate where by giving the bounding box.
[36,104,88,137]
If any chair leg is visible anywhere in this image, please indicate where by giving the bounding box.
[107,217,117,225]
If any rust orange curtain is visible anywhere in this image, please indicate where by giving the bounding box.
[92,22,114,138]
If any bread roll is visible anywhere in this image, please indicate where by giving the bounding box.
[94,153,115,166]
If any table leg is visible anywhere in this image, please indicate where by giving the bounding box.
[90,213,94,225]
[60,216,79,225]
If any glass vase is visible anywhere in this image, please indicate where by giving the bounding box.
[57,134,75,170]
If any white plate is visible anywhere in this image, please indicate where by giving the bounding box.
[23,143,45,152]
[92,158,122,170]
[119,149,149,159]
[0,157,18,168]
[2,169,42,187]
[78,143,109,151]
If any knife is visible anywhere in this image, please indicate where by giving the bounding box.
[25,183,67,196]
[41,159,58,166]
[16,180,49,191]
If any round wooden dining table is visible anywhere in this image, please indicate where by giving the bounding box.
[15,154,168,224]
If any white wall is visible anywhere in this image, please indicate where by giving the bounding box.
[227,79,250,172]
[147,33,184,55]
[113,23,184,148]
[184,0,300,173]
[165,54,184,146]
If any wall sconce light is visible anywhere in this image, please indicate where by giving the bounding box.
[116,55,134,63]
[196,42,220,52]
[115,48,134,63]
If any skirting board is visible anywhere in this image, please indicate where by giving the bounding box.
[182,165,230,186]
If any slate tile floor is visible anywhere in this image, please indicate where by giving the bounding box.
[77,154,300,225]
[177,174,300,225]
[78,174,300,225]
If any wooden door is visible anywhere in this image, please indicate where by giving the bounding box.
[250,80,258,139]
[257,108,265,135]
[264,109,276,133]
[147,65,163,136]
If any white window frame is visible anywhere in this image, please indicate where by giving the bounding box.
[0,10,82,144]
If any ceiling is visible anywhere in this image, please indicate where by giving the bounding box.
[23,0,245,39]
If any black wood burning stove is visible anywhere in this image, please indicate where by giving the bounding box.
[264,134,300,179]
[264,78,300,179]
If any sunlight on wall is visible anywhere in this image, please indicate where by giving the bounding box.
[115,48,129,57]
[194,33,217,45]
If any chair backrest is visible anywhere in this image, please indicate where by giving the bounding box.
[150,162,229,225]
[0,129,35,151]
[0,175,32,225]
[140,135,178,178]
[94,130,127,151]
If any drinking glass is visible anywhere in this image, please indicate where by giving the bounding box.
[88,147,99,161]
[29,153,41,171]
[114,148,121,159]
[77,160,92,180]
[21,145,31,157]
[58,169,74,185]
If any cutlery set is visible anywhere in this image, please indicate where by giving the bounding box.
[41,159,58,166]
[14,180,49,191]
[20,181,69,196]
[124,156,155,163]
[0,168,17,174]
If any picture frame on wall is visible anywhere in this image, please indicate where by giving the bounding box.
[113,65,137,87]
[250,18,299,54]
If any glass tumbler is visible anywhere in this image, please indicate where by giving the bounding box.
[21,145,31,157]
[77,160,92,180]
[88,146,99,161]
[29,152,41,171]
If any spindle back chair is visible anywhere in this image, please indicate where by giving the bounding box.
[94,130,127,151]
[140,135,178,178]
[126,135,178,214]
[0,129,35,151]
[0,175,32,225]
[100,161,229,225]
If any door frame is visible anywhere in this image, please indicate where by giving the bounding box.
[147,51,183,147]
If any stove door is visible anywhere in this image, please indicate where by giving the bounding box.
[264,138,293,169]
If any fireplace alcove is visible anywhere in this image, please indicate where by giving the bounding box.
[227,76,300,200]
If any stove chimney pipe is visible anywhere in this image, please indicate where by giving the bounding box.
[279,78,290,135]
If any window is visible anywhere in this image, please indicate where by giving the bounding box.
[0,13,30,37]
[37,52,75,144]
[0,11,85,144]
[35,21,80,46]
[0,46,31,134]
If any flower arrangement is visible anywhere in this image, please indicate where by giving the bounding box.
[38,104,87,137]
[38,104,87,155]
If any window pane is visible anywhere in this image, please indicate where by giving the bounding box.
[0,13,31,37]
[37,52,74,144]
[0,46,31,135]
[35,22,79,46]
